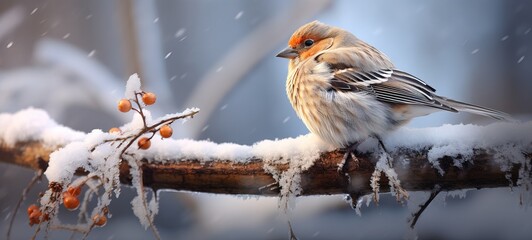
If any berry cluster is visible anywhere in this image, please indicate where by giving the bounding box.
[115,92,174,150]
[18,81,198,240]
[27,204,47,226]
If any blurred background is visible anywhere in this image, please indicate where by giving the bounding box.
[1,0,531,239]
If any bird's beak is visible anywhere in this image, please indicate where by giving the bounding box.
[276,47,298,59]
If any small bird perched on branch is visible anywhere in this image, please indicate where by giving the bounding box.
[276,21,512,159]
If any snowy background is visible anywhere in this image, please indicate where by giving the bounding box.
[0,0,531,239]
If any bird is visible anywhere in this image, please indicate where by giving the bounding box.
[276,21,513,159]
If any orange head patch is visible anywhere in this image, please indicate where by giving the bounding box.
[288,36,304,48]
[288,34,320,48]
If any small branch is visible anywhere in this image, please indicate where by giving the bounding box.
[1,141,528,196]
[7,170,43,240]
[409,185,442,229]
[133,92,148,129]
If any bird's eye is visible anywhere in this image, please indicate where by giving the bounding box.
[304,39,314,47]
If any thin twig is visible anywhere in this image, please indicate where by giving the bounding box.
[133,92,148,129]
[70,181,102,240]
[409,185,442,229]
[288,219,299,240]
[50,224,90,234]
[7,170,43,240]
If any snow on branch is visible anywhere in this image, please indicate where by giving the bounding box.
[1,108,531,197]
[0,131,529,195]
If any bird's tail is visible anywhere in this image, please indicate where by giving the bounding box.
[438,97,515,122]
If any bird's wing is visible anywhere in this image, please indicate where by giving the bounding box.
[330,68,457,112]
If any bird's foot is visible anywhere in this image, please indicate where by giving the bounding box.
[258,181,279,193]
[374,136,409,202]
[337,142,361,178]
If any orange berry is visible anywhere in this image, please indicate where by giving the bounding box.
[159,125,173,138]
[142,92,156,105]
[63,192,80,210]
[109,127,121,134]
[29,211,42,225]
[27,204,39,215]
[67,186,81,197]
[138,137,151,150]
[118,99,132,112]
[92,214,107,227]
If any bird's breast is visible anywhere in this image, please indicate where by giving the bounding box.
[284,61,395,147]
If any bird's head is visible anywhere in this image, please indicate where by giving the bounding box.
[276,21,347,61]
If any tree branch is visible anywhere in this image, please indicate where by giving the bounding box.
[1,141,527,196]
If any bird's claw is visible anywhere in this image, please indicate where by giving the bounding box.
[258,181,279,193]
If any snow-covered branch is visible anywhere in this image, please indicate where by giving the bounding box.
[1,106,531,240]
[117,146,529,196]
[1,109,530,196]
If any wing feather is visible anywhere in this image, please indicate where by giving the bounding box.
[330,68,457,112]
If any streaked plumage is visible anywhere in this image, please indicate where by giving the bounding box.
[277,21,512,148]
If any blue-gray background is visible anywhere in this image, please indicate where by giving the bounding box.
[0,0,531,239]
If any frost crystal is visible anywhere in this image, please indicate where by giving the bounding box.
[256,134,334,211]
[371,148,408,202]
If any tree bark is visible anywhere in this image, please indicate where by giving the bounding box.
[1,141,527,196]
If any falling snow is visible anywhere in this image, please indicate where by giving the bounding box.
[30,8,38,15]
[471,49,479,54]
[88,50,96,57]
[175,28,186,38]
[235,11,244,20]
[517,56,525,64]
[62,33,70,39]
[6,42,13,48]
[501,35,509,41]
[164,52,172,59]
[282,117,290,124]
